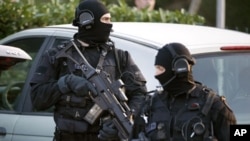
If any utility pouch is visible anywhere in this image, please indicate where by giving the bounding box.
[59,94,87,107]
[146,122,168,140]
[56,117,89,133]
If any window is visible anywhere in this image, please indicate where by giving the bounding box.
[0,37,45,111]
[193,52,250,114]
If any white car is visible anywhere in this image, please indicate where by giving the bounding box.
[0,22,250,141]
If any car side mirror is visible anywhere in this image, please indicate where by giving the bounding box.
[0,45,32,71]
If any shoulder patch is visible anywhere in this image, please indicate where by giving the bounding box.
[47,40,69,55]
[220,96,233,112]
[46,40,70,64]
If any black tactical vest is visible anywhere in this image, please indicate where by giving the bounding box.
[144,84,218,141]
[47,41,123,133]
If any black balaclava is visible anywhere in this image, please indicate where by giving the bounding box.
[73,0,112,43]
[155,43,196,96]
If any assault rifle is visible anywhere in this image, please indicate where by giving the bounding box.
[55,40,134,140]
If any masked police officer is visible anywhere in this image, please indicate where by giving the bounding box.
[30,0,147,140]
[138,43,236,141]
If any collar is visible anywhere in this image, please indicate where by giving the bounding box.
[77,39,89,47]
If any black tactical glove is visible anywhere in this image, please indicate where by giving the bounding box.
[57,74,97,96]
[98,118,119,141]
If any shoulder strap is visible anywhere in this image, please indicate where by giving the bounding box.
[113,48,122,76]
[96,48,108,73]
[201,89,217,116]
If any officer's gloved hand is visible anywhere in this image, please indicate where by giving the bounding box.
[98,118,119,141]
[57,74,97,96]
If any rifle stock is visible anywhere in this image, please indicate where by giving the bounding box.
[56,40,134,140]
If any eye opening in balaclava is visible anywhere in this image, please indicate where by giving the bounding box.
[73,0,113,43]
[154,42,196,94]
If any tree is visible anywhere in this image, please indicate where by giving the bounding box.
[188,0,202,15]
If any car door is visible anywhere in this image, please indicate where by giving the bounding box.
[12,36,74,141]
[0,36,53,141]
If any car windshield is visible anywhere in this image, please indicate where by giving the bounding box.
[193,52,250,123]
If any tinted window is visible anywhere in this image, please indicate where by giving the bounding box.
[0,38,44,111]
[7,38,44,59]
[193,52,250,118]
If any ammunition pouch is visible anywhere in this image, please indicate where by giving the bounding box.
[54,94,94,133]
[56,117,89,133]
[58,94,92,108]
[54,106,90,133]
[57,106,90,119]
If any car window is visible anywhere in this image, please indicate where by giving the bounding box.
[6,38,44,59]
[193,52,250,114]
[0,38,44,111]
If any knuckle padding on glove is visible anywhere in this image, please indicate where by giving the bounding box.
[70,75,97,95]
[57,75,71,94]
[103,122,117,135]
[57,74,97,96]
[99,120,118,140]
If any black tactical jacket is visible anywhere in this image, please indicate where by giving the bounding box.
[142,83,236,141]
[30,39,147,134]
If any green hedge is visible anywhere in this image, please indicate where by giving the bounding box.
[0,0,205,39]
[0,0,77,39]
